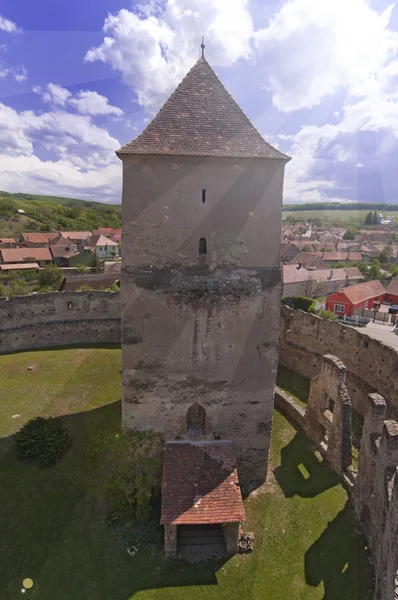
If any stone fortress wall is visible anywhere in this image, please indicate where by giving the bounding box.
[2,294,398,424]
[0,291,121,354]
[279,304,398,419]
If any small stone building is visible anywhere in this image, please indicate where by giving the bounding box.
[118,49,290,554]
[161,440,245,557]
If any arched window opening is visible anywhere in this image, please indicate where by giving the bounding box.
[201,189,206,204]
[187,403,206,437]
[199,238,207,255]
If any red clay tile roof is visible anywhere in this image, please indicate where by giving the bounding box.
[20,232,59,243]
[60,231,92,241]
[0,262,39,270]
[117,57,290,160]
[0,247,52,263]
[50,244,76,258]
[340,280,386,304]
[283,265,363,285]
[323,252,363,261]
[387,278,398,296]
[0,238,16,244]
[160,440,245,525]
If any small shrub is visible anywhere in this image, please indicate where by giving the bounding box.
[88,429,163,521]
[317,309,337,321]
[75,264,89,274]
[284,296,316,313]
[38,264,64,290]
[15,416,71,466]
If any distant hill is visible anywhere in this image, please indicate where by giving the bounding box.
[283,202,398,212]
[0,191,121,238]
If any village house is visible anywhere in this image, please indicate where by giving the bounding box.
[60,231,93,243]
[326,280,386,316]
[322,251,363,264]
[86,234,120,259]
[385,278,398,304]
[0,262,39,272]
[0,238,17,247]
[282,264,364,297]
[0,247,53,267]
[20,232,59,247]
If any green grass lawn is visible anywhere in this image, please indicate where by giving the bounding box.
[0,347,373,600]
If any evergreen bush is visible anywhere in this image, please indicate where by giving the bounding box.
[15,416,71,466]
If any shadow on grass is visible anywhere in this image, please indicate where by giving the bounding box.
[273,429,340,498]
[276,365,310,407]
[0,400,225,600]
[305,502,374,599]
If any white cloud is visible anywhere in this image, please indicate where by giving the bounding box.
[0,14,20,34]
[0,101,122,202]
[69,90,123,116]
[37,83,72,106]
[34,83,123,117]
[0,154,121,202]
[254,0,398,112]
[84,0,254,111]
[0,62,27,82]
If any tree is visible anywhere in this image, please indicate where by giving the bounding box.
[379,247,391,265]
[9,279,28,296]
[302,245,311,252]
[88,429,163,521]
[364,212,373,226]
[343,228,357,240]
[302,275,329,298]
[0,197,17,213]
[38,264,64,290]
[373,211,378,225]
[367,259,381,280]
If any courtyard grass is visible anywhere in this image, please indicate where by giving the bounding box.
[0,347,373,600]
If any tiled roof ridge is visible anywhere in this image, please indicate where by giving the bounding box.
[116,56,290,160]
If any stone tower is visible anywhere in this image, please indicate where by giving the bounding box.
[117,55,290,489]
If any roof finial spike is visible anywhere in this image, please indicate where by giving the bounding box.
[201,36,205,58]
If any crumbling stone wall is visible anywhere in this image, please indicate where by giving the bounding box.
[351,393,398,600]
[304,354,352,475]
[0,291,120,354]
[279,305,398,418]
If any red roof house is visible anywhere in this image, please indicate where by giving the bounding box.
[386,279,398,304]
[326,280,386,316]
[0,247,53,265]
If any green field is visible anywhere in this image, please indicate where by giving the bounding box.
[282,208,398,222]
[0,347,373,600]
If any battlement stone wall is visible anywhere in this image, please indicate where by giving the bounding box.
[279,305,398,419]
[0,291,121,354]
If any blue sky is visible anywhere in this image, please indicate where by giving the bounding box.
[0,0,397,204]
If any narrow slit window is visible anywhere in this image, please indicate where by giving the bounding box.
[201,189,206,204]
[199,238,207,255]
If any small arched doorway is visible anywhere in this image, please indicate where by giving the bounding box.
[187,403,206,438]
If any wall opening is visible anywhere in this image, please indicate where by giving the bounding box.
[199,238,207,255]
[201,189,206,204]
[187,403,206,438]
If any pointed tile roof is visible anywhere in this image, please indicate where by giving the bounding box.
[117,57,290,160]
